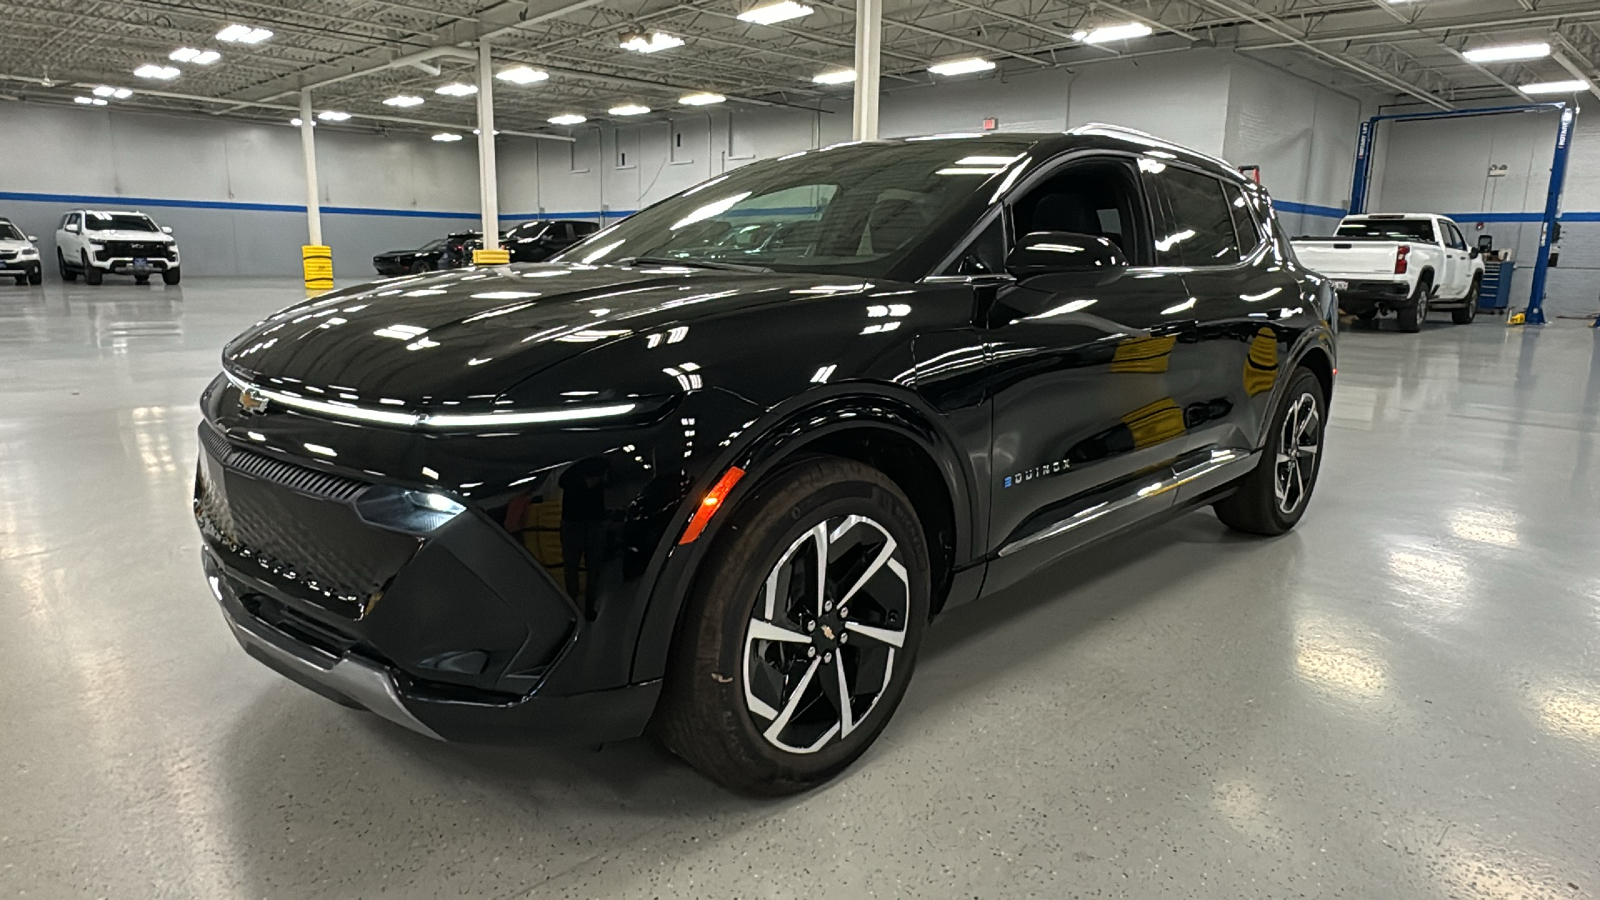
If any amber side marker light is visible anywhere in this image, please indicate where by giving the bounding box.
[679,466,746,544]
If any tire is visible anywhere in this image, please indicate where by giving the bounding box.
[134,274,150,285]
[1214,367,1326,536]
[13,275,24,286]
[654,457,931,795]
[28,267,41,285]
[162,267,181,286]
[59,250,77,282]
[82,251,102,285]
[1354,309,1378,326]
[1452,278,1480,325]
[409,260,430,275]
[1396,276,1430,333]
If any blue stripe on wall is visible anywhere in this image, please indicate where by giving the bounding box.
[1275,200,1348,219]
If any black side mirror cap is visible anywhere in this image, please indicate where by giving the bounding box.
[1006,231,1128,280]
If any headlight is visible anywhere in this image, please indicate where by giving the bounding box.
[404,490,465,515]
[18,248,36,257]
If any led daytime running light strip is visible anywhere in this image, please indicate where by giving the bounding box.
[225,372,635,428]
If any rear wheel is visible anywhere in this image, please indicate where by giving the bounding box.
[1452,278,1480,325]
[654,457,931,795]
[1214,367,1326,536]
[58,250,77,282]
[81,251,102,285]
[1397,276,1430,333]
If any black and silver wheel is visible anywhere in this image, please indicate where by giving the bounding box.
[58,250,77,282]
[410,260,431,275]
[1214,367,1326,535]
[1452,278,1479,325]
[1397,277,1430,332]
[81,251,102,285]
[655,457,929,795]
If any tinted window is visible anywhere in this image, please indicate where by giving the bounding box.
[1223,183,1261,257]
[0,221,24,241]
[1445,222,1467,250]
[573,221,599,236]
[85,212,159,232]
[1336,218,1435,241]
[1010,157,1147,265]
[1151,165,1239,266]
[941,215,1006,275]
[553,140,1034,275]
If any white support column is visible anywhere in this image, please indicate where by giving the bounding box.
[299,90,322,246]
[851,0,882,141]
[475,39,502,256]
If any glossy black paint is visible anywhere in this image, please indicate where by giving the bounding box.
[372,240,447,276]
[505,220,600,264]
[196,129,1335,744]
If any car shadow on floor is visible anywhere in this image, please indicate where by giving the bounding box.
[212,506,1301,897]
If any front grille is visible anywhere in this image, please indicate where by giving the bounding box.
[0,250,16,261]
[95,240,174,260]
[198,425,365,501]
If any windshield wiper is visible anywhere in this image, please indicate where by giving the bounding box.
[617,256,773,273]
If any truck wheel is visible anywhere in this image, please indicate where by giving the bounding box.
[162,267,181,286]
[1397,276,1430,333]
[1452,278,1480,325]
[81,251,102,285]
[59,250,77,282]
[1214,367,1326,536]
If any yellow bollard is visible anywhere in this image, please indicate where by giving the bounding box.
[472,248,511,266]
[302,245,334,293]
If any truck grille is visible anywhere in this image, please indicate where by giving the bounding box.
[95,240,174,260]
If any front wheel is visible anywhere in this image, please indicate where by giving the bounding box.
[58,250,77,282]
[12,275,24,286]
[27,267,42,285]
[82,252,102,285]
[162,267,181,285]
[1452,278,1480,325]
[654,457,931,795]
[1214,367,1326,536]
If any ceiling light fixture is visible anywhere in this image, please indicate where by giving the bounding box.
[74,96,108,106]
[1462,42,1550,63]
[134,64,181,80]
[92,85,131,98]
[170,47,220,63]
[928,57,996,76]
[435,82,478,96]
[1074,22,1154,43]
[680,92,726,106]
[383,95,425,107]
[737,1,813,25]
[1520,79,1591,94]
[497,66,549,84]
[549,113,587,125]
[316,110,351,121]
[216,24,273,44]
[290,118,307,126]
[812,69,856,84]
[609,103,651,116]
[432,132,464,142]
[620,32,684,53]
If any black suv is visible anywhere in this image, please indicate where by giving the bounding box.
[505,219,600,263]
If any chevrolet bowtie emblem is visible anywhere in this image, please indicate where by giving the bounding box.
[239,388,270,414]
[821,625,835,640]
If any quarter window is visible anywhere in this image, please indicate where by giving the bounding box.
[1151,166,1240,267]
[1223,183,1261,258]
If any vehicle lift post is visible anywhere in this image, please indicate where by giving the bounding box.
[1346,102,1574,326]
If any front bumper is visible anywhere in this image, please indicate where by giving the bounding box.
[196,423,660,744]
[0,260,39,274]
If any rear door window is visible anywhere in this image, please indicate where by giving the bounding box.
[1147,164,1241,266]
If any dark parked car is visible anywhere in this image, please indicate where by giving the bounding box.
[505,219,600,263]
[195,126,1336,794]
[372,238,448,276]
[440,231,482,268]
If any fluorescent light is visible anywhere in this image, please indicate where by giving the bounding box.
[928,58,995,76]
[548,113,587,125]
[290,117,304,126]
[497,66,549,85]
[74,96,107,106]
[812,69,856,84]
[680,92,726,106]
[169,47,218,64]
[609,103,651,116]
[435,82,478,97]
[471,128,502,135]
[383,94,424,107]
[738,1,813,25]
[194,50,221,64]
[316,110,351,121]
[1521,79,1590,94]
[620,32,684,53]
[1077,22,1153,43]
[113,87,132,98]
[1462,42,1550,63]
[432,132,463,142]
[134,64,180,80]
[216,24,273,44]
[92,85,116,97]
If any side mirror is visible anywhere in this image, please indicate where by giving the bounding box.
[27,235,38,242]
[161,226,173,234]
[1006,231,1128,280]
[66,224,80,234]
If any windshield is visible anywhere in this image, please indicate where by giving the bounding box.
[553,139,1036,276]
[85,212,160,233]
[418,238,446,252]
[0,222,24,241]
[1336,219,1434,241]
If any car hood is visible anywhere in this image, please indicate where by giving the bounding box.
[83,230,174,243]
[222,263,865,409]
[0,239,34,251]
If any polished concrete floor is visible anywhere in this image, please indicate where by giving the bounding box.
[2,277,1598,899]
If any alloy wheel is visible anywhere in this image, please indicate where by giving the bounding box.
[1274,392,1321,515]
[742,514,910,754]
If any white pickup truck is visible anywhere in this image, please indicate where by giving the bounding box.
[1292,213,1483,332]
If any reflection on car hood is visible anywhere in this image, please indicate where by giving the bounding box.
[83,230,175,243]
[0,239,34,251]
[222,263,864,408]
